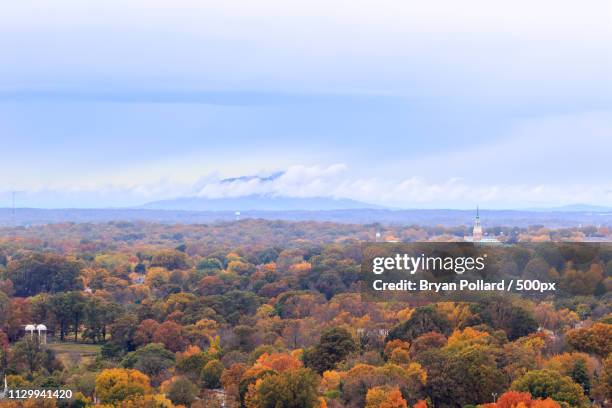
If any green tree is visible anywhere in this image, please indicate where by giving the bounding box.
[201,359,224,389]
[570,359,591,395]
[511,369,589,407]
[0,330,8,372]
[475,298,538,340]
[197,257,223,272]
[246,368,319,408]
[121,343,176,380]
[314,272,346,300]
[177,351,214,381]
[83,298,121,343]
[64,291,86,342]
[29,293,52,329]
[167,377,199,406]
[109,314,138,353]
[446,344,506,406]
[417,348,458,407]
[387,306,451,342]
[151,250,189,270]
[303,327,356,374]
[204,290,261,324]
[10,337,62,374]
[7,252,83,296]
[49,292,84,341]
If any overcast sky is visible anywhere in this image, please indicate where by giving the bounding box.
[1,0,611,209]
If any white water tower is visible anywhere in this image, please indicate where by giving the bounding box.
[25,324,35,339]
[36,324,47,344]
[24,324,47,344]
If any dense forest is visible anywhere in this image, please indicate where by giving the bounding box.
[0,220,610,408]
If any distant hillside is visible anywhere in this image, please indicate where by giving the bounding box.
[527,204,612,212]
[140,194,381,211]
[1,207,612,227]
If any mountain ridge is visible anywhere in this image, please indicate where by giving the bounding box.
[140,194,383,211]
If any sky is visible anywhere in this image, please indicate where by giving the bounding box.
[1,0,611,209]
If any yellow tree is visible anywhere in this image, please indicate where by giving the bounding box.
[121,394,174,408]
[95,368,151,404]
[446,327,491,351]
[320,370,343,394]
[365,386,408,408]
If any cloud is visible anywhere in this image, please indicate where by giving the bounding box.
[194,164,348,198]
[154,162,612,209]
[2,160,612,209]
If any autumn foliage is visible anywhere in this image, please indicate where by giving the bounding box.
[0,221,609,408]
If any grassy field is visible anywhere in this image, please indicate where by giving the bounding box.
[47,342,102,368]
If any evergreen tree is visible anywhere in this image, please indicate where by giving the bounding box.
[570,359,591,395]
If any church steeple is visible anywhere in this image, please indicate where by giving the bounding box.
[472,206,483,241]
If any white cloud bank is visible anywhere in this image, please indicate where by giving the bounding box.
[3,162,611,210]
[190,166,612,209]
